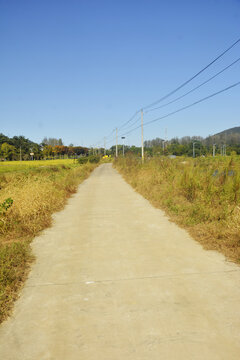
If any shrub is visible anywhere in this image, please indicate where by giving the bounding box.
[88,155,100,163]
[78,157,88,164]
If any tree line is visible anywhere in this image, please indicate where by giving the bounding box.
[144,133,240,156]
[1,129,240,161]
[0,134,88,161]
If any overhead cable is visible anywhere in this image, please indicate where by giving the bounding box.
[120,81,240,137]
[142,37,240,110]
[145,57,240,114]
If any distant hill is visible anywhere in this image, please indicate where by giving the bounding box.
[205,127,240,145]
[145,126,240,148]
[215,127,240,136]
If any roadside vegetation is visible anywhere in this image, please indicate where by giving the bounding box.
[0,159,79,173]
[0,133,89,160]
[0,159,98,323]
[114,156,240,264]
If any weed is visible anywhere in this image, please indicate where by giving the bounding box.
[78,157,88,164]
[0,241,32,323]
[0,161,98,323]
[114,156,240,264]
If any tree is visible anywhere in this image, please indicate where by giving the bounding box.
[0,143,17,160]
[0,133,10,146]
[42,137,64,146]
[42,145,53,158]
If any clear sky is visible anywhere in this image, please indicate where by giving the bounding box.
[0,0,240,147]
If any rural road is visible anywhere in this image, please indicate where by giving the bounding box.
[0,164,240,359]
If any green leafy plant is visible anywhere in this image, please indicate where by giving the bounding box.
[0,198,13,215]
[88,155,100,163]
[78,157,88,164]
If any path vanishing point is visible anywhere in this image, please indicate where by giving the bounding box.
[0,164,240,359]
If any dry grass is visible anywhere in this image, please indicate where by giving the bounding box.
[114,156,240,264]
[0,162,97,323]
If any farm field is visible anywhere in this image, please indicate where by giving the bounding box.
[0,159,77,173]
[114,155,240,264]
[0,160,98,323]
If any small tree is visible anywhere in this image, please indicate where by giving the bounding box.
[0,143,17,160]
[42,145,53,158]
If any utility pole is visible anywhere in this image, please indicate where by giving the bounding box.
[193,142,196,158]
[213,144,216,157]
[141,109,144,163]
[162,128,167,154]
[223,144,226,156]
[20,146,22,161]
[121,136,125,157]
[116,128,118,157]
[104,137,106,156]
[165,128,167,144]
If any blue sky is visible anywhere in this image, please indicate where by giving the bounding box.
[0,0,240,147]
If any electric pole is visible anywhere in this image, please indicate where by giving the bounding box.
[121,136,125,157]
[141,109,144,163]
[20,146,22,161]
[104,137,106,156]
[213,144,216,157]
[193,142,196,158]
[223,144,226,156]
[116,128,118,157]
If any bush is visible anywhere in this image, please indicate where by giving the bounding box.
[78,157,88,164]
[88,155,100,163]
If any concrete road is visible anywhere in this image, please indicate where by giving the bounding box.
[0,164,240,359]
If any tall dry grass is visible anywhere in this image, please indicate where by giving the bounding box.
[0,162,97,323]
[114,156,240,264]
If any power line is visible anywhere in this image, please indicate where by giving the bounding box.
[92,128,115,148]
[95,37,240,148]
[105,115,142,145]
[146,56,240,114]
[103,114,141,146]
[105,128,115,139]
[142,37,240,110]
[120,81,240,137]
[118,110,140,131]
[105,116,142,145]
[119,115,141,132]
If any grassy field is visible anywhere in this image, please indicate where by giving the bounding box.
[0,159,77,173]
[0,160,98,323]
[114,156,240,264]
